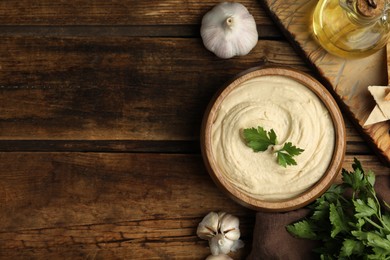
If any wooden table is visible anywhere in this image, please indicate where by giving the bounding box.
[0,1,388,259]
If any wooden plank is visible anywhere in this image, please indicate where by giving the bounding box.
[0,140,200,153]
[344,118,368,142]
[0,0,269,26]
[346,141,372,155]
[0,25,282,39]
[261,0,390,165]
[0,37,305,141]
[0,152,387,259]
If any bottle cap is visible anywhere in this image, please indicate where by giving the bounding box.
[356,0,385,17]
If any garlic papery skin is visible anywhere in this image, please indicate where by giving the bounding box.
[205,254,233,260]
[219,213,239,232]
[197,212,244,256]
[197,212,219,239]
[200,2,258,59]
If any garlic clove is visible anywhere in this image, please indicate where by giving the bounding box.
[220,213,239,234]
[205,254,233,260]
[224,229,240,241]
[197,212,219,240]
[209,234,234,255]
[217,212,227,230]
[197,225,216,240]
[200,2,258,59]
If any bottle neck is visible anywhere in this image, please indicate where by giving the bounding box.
[339,0,388,25]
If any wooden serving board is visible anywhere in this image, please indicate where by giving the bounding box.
[261,0,390,166]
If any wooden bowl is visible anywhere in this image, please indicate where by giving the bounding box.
[201,66,346,212]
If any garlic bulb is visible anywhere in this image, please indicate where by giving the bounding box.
[197,212,244,256]
[200,2,258,59]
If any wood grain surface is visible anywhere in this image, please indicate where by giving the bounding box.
[0,0,389,259]
[262,0,390,165]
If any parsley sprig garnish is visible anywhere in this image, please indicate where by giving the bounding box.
[287,158,390,259]
[242,126,304,167]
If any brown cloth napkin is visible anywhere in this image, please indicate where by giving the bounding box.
[247,175,390,260]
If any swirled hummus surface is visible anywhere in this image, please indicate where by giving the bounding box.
[211,75,335,201]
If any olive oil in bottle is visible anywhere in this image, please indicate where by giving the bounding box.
[312,0,390,58]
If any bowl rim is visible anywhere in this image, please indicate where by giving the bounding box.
[200,66,346,212]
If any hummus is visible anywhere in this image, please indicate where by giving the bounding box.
[211,75,335,201]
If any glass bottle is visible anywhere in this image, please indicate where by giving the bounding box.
[312,0,390,58]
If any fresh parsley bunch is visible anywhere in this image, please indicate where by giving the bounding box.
[287,158,390,259]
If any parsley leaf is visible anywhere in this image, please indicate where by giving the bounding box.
[340,239,364,257]
[242,126,304,168]
[243,126,276,152]
[286,220,317,239]
[329,203,349,237]
[280,142,305,156]
[276,142,304,168]
[353,199,376,218]
[276,151,296,167]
